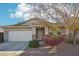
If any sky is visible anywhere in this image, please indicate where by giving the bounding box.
[0,3,33,26]
[0,3,78,26]
[0,3,58,26]
[0,3,19,26]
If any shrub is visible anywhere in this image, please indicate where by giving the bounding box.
[42,35,65,46]
[28,40,39,48]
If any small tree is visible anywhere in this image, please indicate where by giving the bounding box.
[51,4,79,45]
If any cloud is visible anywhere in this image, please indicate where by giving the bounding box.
[17,3,30,13]
[10,13,14,18]
[10,3,31,20]
[15,11,23,18]
[23,13,30,19]
[10,11,23,19]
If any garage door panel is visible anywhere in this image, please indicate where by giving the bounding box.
[8,31,32,41]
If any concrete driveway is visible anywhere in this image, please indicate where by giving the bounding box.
[0,41,29,51]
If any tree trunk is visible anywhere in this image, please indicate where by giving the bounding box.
[73,30,77,46]
[69,30,72,40]
[68,30,77,46]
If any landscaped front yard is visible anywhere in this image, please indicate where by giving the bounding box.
[19,42,79,56]
[0,41,79,56]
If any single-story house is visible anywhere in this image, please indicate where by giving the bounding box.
[1,18,67,42]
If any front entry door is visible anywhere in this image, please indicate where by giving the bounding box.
[36,28,44,40]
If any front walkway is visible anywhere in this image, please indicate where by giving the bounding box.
[20,43,79,56]
[55,43,79,56]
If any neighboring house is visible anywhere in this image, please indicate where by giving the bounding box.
[0,26,4,42]
[2,18,66,42]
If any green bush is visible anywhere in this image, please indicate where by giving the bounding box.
[28,40,39,48]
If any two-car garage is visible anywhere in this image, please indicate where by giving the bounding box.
[4,26,33,41]
[8,31,32,41]
[0,30,32,42]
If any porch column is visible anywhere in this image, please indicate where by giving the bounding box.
[32,27,36,40]
[4,30,8,41]
[45,27,49,35]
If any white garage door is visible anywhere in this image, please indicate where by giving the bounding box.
[8,31,32,41]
